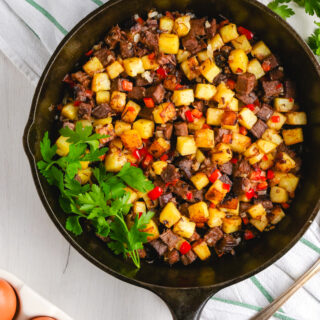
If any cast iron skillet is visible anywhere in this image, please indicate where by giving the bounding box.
[23,0,320,319]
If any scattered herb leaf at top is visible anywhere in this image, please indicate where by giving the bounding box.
[307,22,320,56]
[268,0,295,19]
[39,131,57,162]
[293,0,320,18]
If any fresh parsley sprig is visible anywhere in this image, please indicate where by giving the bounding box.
[268,0,295,19]
[308,22,320,55]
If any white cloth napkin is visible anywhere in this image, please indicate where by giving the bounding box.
[1,0,319,319]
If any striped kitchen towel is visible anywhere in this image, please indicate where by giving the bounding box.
[0,0,319,319]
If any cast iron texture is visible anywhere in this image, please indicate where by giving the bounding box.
[23,0,320,319]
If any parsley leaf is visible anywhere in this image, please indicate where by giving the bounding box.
[293,0,320,17]
[66,216,83,236]
[117,163,154,193]
[308,22,320,56]
[268,0,295,19]
[39,132,57,162]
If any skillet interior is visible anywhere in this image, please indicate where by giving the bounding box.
[24,0,320,289]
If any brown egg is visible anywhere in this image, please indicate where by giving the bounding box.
[31,317,56,320]
[0,279,17,320]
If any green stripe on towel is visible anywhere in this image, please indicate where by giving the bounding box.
[91,0,104,6]
[300,238,320,254]
[25,0,68,35]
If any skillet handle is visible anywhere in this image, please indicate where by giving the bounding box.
[150,286,220,320]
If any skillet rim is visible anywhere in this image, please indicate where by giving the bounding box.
[23,0,320,290]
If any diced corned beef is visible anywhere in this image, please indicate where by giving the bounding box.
[135,74,153,86]
[62,122,75,131]
[104,25,122,49]
[71,71,91,88]
[134,44,149,58]
[219,174,232,187]
[181,249,197,265]
[155,123,173,140]
[234,159,251,177]
[214,128,231,144]
[190,190,204,202]
[146,84,165,104]
[262,80,283,97]
[164,249,180,265]
[262,54,279,70]
[146,19,158,29]
[182,35,204,55]
[221,111,238,126]
[164,75,179,91]
[161,164,181,183]
[277,142,296,158]
[172,180,190,199]
[213,72,227,85]
[206,18,217,38]
[141,30,159,51]
[254,198,273,209]
[157,53,177,66]
[178,106,191,121]
[233,177,252,194]
[174,122,188,136]
[190,18,206,36]
[159,193,176,208]
[74,85,87,102]
[235,72,256,95]
[127,87,146,100]
[92,103,115,119]
[239,202,251,213]
[111,78,125,91]
[219,162,233,175]
[250,119,268,138]
[78,103,92,119]
[150,239,168,256]
[178,203,189,216]
[256,103,274,121]
[193,100,205,112]
[236,91,258,105]
[204,227,223,247]
[189,231,201,242]
[177,158,193,178]
[283,80,296,98]
[160,229,180,249]
[269,68,284,81]
[138,107,153,120]
[94,48,115,66]
[120,41,134,58]
[215,234,240,254]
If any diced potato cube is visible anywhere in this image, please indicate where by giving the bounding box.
[109,138,123,152]
[172,89,194,106]
[266,112,287,130]
[56,136,70,156]
[176,136,197,156]
[226,97,239,112]
[248,203,266,219]
[194,128,215,149]
[238,107,257,129]
[274,98,294,112]
[80,158,90,170]
[206,108,224,126]
[222,216,242,233]
[160,202,181,228]
[231,35,252,54]
[187,117,206,132]
[213,82,235,106]
[141,55,159,70]
[286,112,307,125]
[93,117,112,127]
[270,186,288,203]
[282,128,303,145]
[191,173,210,190]
[197,50,209,62]
[77,120,92,128]
[196,149,206,163]
[208,208,226,227]
[123,57,144,77]
[251,41,271,60]
[247,59,265,80]
[152,161,167,175]
[208,34,224,51]
[133,119,154,139]
[133,201,146,216]
[61,103,77,120]
[250,215,268,232]
[124,187,138,204]
[257,139,277,154]
[205,185,226,204]
[200,58,221,83]
[188,201,209,223]
[193,240,211,260]
[92,73,110,92]
[120,129,142,150]
[177,49,191,63]
[270,207,285,225]
[77,168,92,185]
[219,198,240,215]
[143,219,160,241]
[173,216,196,238]
[115,120,131,136]
[275,152,296,172]
[96,90,110,104]
[181,56,200,80]
[270,171,288,186]
[159,16,174,32]
[153,102,176,124]
[105,150,127,172]
[243,142,264,165]
[174,15,191,37]
[195,84,217,100]
[262,129,283,145]
[149,138,170,158]
[278,173,299,193]
[121,100,141,123]
[230,132,251,153]
[159,33,179,54]
[110,91,127,112]
[219,23,239,43]
[229,49,248,74]
[106,61,124,79]
[260,153,274,170]
[211,142,233,164]
[83,56,103,75]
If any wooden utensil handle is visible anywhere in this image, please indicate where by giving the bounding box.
[251,258,320,320]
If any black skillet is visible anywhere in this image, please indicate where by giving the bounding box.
[23,0,320,319]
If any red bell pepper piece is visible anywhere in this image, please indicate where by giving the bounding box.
[242,216,249,225]
[271,115,280,123]
[222,133,232,144]
[219,20,230,28]
[208,169,222,183]
[262,154,268,161]
[289,98,294,102]
[85,49,93,56]
[267,170,275,180]
[282,202,290,209]
[122,80,133,91]
[147,186,163,200]
[136,17,144,25]
[238,26,254,40]
[73,100,81,106]
[62,74,75,88]
[175,83,183,90]
[239,126,248,135]
[85,89,93,97]
[132,147,147,160]
[148,52,155,60]
[160,154,168,161]
[179,241,191,255]
[156,67,167,79]
[231,158,238,164]
[262,61,271,72]
[245,104,255,111]
[236,67,243,73]
[130,163,138,167]
[257,181,268,190]
[244,230,255,240]
[185,110,194,122]
[142,153,153,168]
[98,154,106,161]
[202,124,211,129]
[191,109,203,119]
[143,97,155,108]
[226,79,236,90]
[209,203,216,208]
[222,183,231,192]
[186,192,193,200]
[246,188,257,200]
